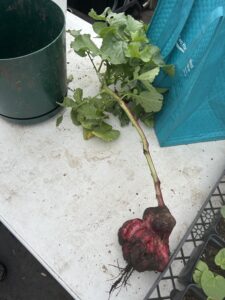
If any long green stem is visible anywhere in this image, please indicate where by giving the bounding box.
[103,86,164,207]
[87,52,98,74]
[98,60,105,73]
[85,53,164,207]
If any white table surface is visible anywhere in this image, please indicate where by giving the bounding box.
[0,12,225,300]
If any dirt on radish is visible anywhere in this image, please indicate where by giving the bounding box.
[119,206,176,272]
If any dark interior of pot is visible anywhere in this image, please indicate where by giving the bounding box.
[0,0,64,59]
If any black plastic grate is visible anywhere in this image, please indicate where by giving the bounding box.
[144,171,225,300]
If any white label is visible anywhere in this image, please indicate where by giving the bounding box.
[183,59,194,76]
[176,37,187,53]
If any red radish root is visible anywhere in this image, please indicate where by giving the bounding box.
[119,206,176,272]
[109,206,175,296]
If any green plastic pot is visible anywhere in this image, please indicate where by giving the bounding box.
[0,0,67,122]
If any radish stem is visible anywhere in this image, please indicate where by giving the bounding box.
[103,86,164,207]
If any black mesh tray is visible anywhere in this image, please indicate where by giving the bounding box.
[144,170,225,300]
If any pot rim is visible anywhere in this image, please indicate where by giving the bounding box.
[0,0,65,62]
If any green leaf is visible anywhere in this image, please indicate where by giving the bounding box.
[56,115,63,127]
[130,29,148,42]
[71,34,99,57]
[106,11,127,28]
[92,127,120,142]
[156,87,168,94]
[193,260,208,288]
[193,269,203,287]
[70,109,80,126]
[101,31,127,64]
[94,93,115,110]
[95,122,112,132]
[128,88,163,113]
[126,15,143,32]
[92,22,108,35]
[151,50,165,66]
[140,45,160,62]
[80,119,100,129]
[82,121,120,142]
[201,270,225,300]
[195,260,209,272]
[141,113,154,128]
[162,64,175,76]
[68,93,111,131]
[133,66,141,80]
[106,101,129,126]
[60,97,77,108]
[215,248,225,270]
[125,42,141,59]
[77,102,105,120]
[68,30,81,38]
[83,128,94,140]
[73,88,83,102]
[140,80,154,91]
[136,67,160,82]
[97,26,117,39]
[193,260,209,287]
[221,206,225,219]
[88,8,109,21]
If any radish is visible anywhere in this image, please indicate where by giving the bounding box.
[59,7,176,295]
[119,206,176,273]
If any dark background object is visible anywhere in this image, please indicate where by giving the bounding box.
[0,263,7,282]
[68,0,146,20]
[0,222,74,300]
[0,0,67,122]
[68,0,114,14]
[170,284,206,300]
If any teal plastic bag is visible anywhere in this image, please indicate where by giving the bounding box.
[147,0,194,88]
[154,4,225,146]
[167,0,225,64]
[147,0,194,59]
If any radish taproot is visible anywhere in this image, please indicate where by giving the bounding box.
[119,206,176,272]
[58,7,176,294]
[110,206,175,294]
